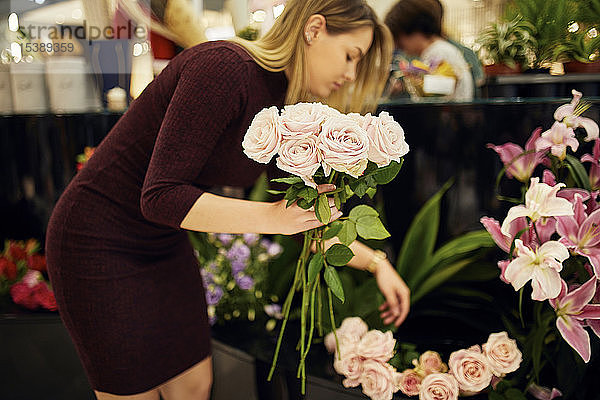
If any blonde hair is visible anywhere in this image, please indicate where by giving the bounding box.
[229,0,393,113]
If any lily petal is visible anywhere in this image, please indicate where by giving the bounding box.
[532,267,562,300]
[573,193,588,226]
[574,116,600,142]
[562,277,598,312]
[525,127,543,151]
[550,279,568,310]
[505,256,535,291]
[579,251,600,279]
[543,169,557,186]
[543,196,574,218]
[534,218,555,243]
[481,217,511,253]
[578,208,600,247]
[556,315,591,362]
[554,104,576,122]
[556,215,580,247]
[578,304,600,320]
[501,205,530,235]
[538,240,570,262]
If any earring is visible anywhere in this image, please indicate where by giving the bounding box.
[305,32,311,43]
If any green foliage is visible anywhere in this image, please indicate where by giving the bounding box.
[477,16,537,69]
[394,180,496,304]
[324,265,344,303]
[553,28,600,63]
[325,244,354,266]
[506,0,579,66]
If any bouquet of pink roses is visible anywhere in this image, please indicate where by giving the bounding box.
[242,102,409,393]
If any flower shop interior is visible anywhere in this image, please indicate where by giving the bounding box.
[1,0,599,399]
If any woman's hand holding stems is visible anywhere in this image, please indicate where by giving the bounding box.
[181,184,410,326]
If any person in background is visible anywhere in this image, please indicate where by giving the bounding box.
[385,0,475,101]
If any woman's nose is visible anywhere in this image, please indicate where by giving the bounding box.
[344,65,357,82]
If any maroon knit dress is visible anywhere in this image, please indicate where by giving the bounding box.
[45,41,288,395]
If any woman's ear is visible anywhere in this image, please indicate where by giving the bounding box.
[304,14,327,42]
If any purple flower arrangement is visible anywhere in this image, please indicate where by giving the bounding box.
[191,232,283,327]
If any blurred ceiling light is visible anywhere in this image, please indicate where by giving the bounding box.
[133,42,143,57]
[55,14,65,24]
[588,27,598,38]
[72,8,83,20]
[252,10,267,23]
[35,0,46,4]
[142,41,149,54]
[8,13,19,32]
[11,42,22,63]
[273,4,284,19]
[567,21,579,33]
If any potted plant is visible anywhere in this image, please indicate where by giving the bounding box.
[507,0,579,70]
[555,0,600,73]
[554,29,600,73]
[477,17,537,75]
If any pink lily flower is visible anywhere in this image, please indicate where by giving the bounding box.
[581,139,600,190]
[504,239,569,301]
[501,177,574,236]
[549,278,600,362]
[543,169,590,202]
[554,89,599,141]
[556,194,600,279]
[535,121,579,160]
[487,128,545,183]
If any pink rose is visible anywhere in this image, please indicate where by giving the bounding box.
[396,368,422,396]
[418,350,448,375]
[275,136,321,188]
[482,331,522,376]
[448,348,494,394]
[356,330,396,363]
[325,317,368,353]
[339,317,369,340]
[419,373,459,400]
[318,117,369,178]
[279,102,332,139]
[359,359,396,400]
[333,343,363,388]
[242,106,281,164]
[363,111,409,167]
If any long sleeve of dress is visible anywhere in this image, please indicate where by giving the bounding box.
[140,48,250,229]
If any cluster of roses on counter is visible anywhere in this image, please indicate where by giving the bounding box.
[325,317,522,400]
[242,102,409,187]
[0,239,57,311]
[483,90,600,363]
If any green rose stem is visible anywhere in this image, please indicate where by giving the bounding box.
[267,229,311,381]
[268,172,347,393]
